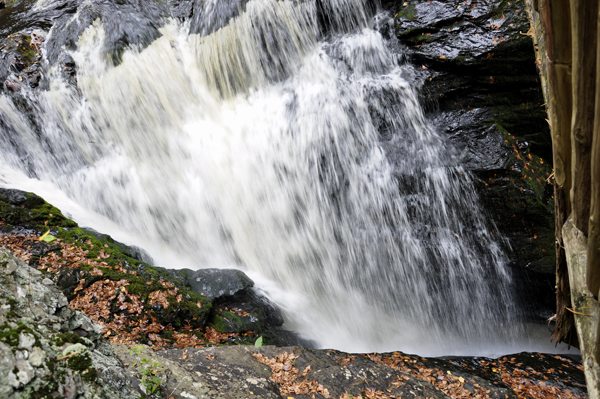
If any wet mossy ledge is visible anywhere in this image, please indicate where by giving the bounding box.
[0,188,291,351]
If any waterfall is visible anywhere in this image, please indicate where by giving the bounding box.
[0,0,538,355]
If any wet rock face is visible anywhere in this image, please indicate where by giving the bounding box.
[45,0,171,66]
[0,247,138,399]
[0,32,45,93]
[0,0,77,39]
[178,0,249,36]
[389,0,555,321]
[170,267,255,302]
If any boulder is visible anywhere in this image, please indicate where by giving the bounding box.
[166,267,288,340]
[171,268,255,302]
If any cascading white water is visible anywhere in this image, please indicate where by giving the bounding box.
[0,0,560,355]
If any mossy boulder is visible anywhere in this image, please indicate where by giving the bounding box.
[0,189,76,232]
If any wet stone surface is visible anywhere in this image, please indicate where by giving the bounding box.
[387,0,555,322]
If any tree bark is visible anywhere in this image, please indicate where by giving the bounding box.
[571,0,597,238]
[539,0,576,346]
[591,6,600,341]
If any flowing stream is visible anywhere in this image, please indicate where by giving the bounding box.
[0,0,566,356]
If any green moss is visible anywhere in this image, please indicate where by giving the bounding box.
[4,298,19,319]
[175,292,211,326]
[0,322,39,348]
[6,310,19,320]
[54,332,86,347]
[148,290,211,329]
[46,357,56,374]
[67,352,98,382]
[416,33,435,43]
[395,4,417,20]
[21,379,57,399]
[396,26,421,39]
[210,311,244,334]
[0,199,77,230]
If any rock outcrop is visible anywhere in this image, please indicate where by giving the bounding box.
[0,245,588,398]
[0,247,138,398]
[112,343,587,399]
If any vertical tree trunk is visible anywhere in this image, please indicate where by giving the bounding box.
[571,0,597,239]
[539,0,576,346]
[592,8,600,362]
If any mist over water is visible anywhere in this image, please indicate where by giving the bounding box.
[0,0,566,356]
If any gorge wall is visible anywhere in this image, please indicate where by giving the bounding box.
[388,0,555,323]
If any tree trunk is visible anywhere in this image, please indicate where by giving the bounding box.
[539,0,576,346]
[571,0,597,239]
[592,8,600,360]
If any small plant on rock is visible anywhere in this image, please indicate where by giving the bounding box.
[130,345,164,397]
